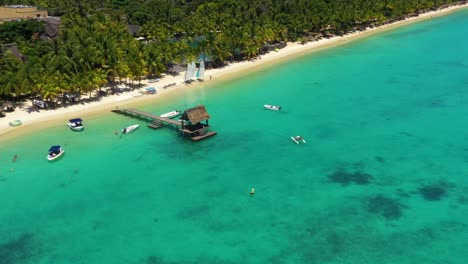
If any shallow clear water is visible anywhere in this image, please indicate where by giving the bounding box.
[1,10,468,264]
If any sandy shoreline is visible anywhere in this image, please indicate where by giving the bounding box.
[1,3,467,141]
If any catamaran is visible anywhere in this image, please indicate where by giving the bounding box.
[122,124,139,134]
[47,145,65,161]
[67,118,84,131]
[196,60,205,80]
[184,62,197,82]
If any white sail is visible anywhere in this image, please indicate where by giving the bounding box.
[184,62,196,82]
[198,60,205,80]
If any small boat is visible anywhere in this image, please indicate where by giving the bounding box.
[160,110,182,119]
[264,104,281,111]
[146,87,157,94]
[67,118,84,131]
[291,136,306,144]
[122,124,139,134]
[148,78,160,83]
[9,120,22,127]
[47,145,64,161]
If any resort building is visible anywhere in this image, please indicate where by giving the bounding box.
[0,5,47,23]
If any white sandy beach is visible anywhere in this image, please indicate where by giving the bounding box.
[1,3,467,140]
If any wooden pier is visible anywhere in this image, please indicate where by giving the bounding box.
[111,107,217,141]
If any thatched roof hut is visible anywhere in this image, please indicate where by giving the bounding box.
[181,105,210,124]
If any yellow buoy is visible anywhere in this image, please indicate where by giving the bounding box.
[250,188,255,195]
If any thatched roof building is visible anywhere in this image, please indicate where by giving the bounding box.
[1,43,25,61]
[40,16,60,40]
[181,105,210,124]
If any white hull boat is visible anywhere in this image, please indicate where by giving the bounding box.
[122,124,139,134]
[160,110,182,119]
[47,146,65,161]
[291,136,306,144]
[264,104,281,111]
[67,118,84,131]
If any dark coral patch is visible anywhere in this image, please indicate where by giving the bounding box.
[366,195,403,220]
[419,185,447,201]
[328,170,373,186]
[0,233,40,264]
[147,256,163,264]
[375,156,386,163]
[177,205,210,220]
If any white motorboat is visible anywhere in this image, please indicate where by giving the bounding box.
[291,136,306,144]
[160,110,182,119]
[122,124,139,134]
[264,104,281,111]
[67,118,84,131]
[47,145,65,161]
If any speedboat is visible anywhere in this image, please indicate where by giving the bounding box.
[264,104,281,111]
[160,110,182,119]
[67,118,84,131]
[47,145,64,161]
[122,124,139,134]
[291,136,306,144]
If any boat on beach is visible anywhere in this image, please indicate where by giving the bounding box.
[122,124,139,134]
[47,145,64,161]
[9,120,22,127]
[146,87,157,94]
[67,118,84,131]
[264,104,281,111]
[160,110,182,119]
[291,136,306,144]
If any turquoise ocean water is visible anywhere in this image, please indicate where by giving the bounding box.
[2,10,468,264]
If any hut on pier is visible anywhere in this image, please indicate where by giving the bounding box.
[179,105,217,141]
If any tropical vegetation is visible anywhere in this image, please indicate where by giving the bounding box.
[0,0,464,105]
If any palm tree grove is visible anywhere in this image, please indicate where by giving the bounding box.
[0,0,464,105]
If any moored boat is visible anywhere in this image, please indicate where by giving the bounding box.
[122,124,139,134]
[291,136,306,144]
[160,110,182,119]
[47,145,64,161]
[264,104,281,111]
[67,118,84,131]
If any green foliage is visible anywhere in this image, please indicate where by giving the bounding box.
[0,20,44,42]
[0,0,464,101]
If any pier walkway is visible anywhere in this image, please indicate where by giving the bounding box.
[111,107,217,141]
[112,108,180,127]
